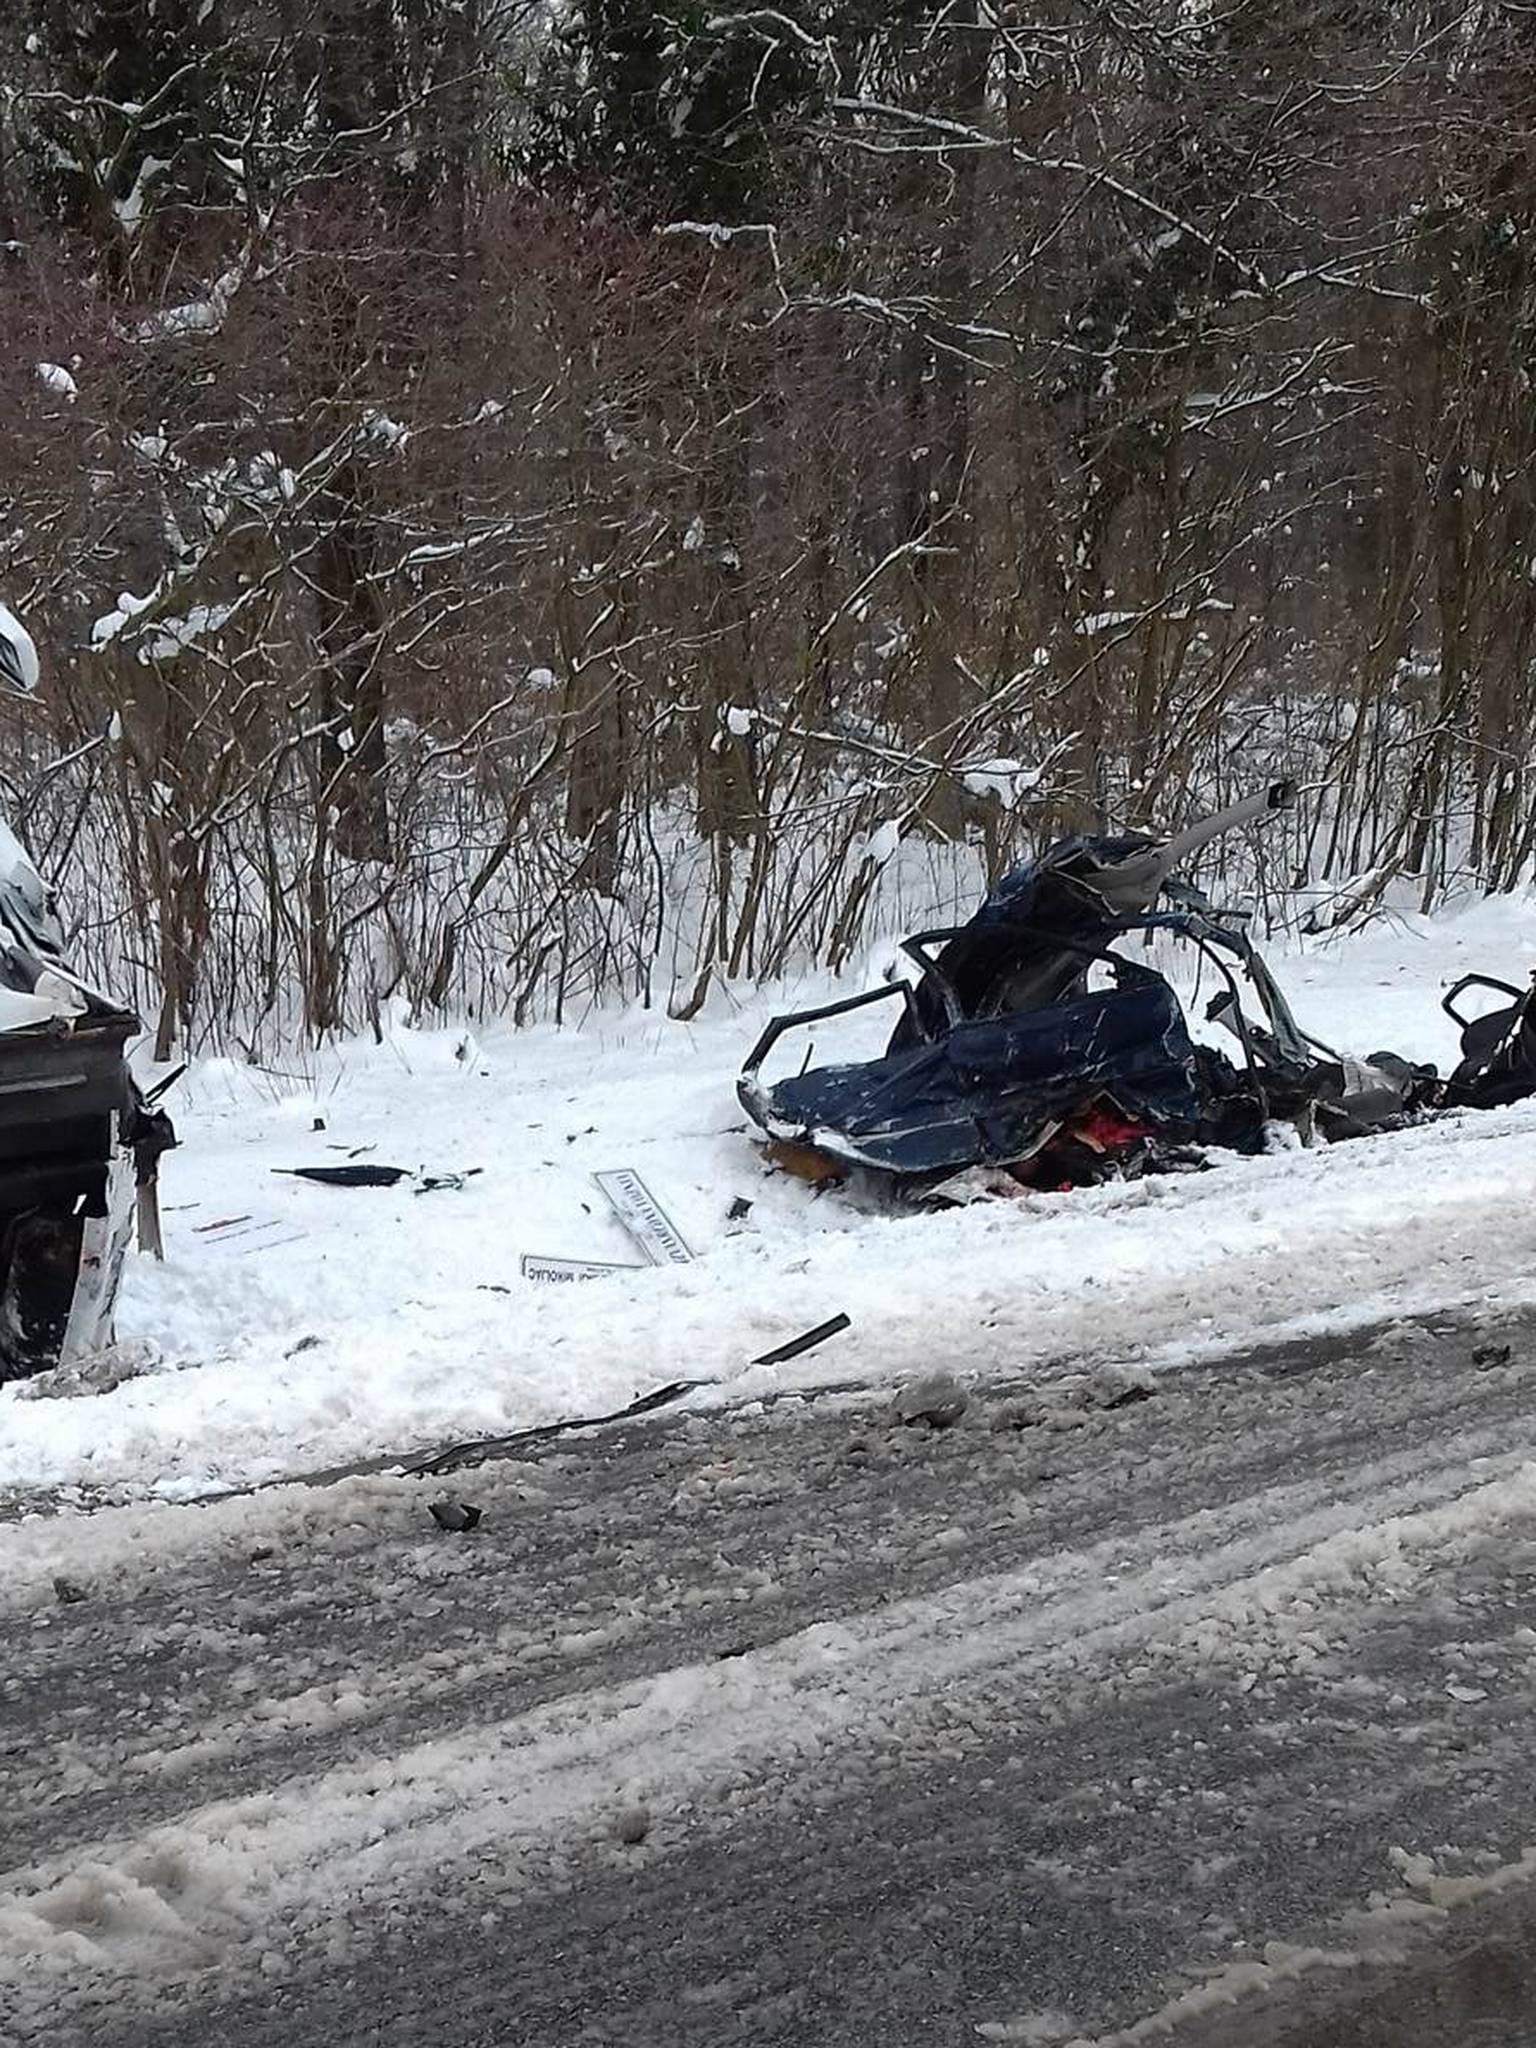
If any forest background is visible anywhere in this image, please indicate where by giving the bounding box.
[1,0,1530,1052]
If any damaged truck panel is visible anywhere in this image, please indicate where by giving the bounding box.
[0,609,175,1384]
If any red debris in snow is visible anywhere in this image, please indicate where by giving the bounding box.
[1073,1106,1154,1153]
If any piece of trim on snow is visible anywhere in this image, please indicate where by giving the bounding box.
[407,1377,714,1477]
[520,1253,643,1284]
[593,1168,694,1266]
[751,1313,852,1367]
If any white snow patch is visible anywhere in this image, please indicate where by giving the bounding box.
[0,602,40,691]
[140,603,235,664]
[1075,608,1140,636]
[962,757,1043,809]
[867,820,901,866]
[34,361,78,401]
[91,589,155,650]
[359,409,409,454]
[113,156,172,234]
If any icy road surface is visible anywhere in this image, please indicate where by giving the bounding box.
[7,1311,1536,2044]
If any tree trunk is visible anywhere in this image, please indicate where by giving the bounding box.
[313,459,390,864]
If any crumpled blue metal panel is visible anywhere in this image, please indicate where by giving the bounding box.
[757,978,1204,1175]
[969,834,1150,927]
[890,834,1162,1052]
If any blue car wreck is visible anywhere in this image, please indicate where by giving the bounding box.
[739,785,1523,1196]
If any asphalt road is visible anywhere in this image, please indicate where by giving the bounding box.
[6,1306,1536,2047]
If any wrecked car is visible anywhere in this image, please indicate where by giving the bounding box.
[0,609,175,1383]
[739,783,1534,1199]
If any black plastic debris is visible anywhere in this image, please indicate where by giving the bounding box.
[1098,1381,1156,1410]
[410,1377,713,1478]
[274,1165,409,1189]
[751,1312,851,1367]
[428,1499,483,1532]
[1443,976,1536,1109]
[1473,1343,1514,1369]
[1089,1365,1158,1410]
[415,1169,483,1195]
[52,1575,88,1604]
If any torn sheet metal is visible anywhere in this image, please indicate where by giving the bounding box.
[58,1138,136,1368]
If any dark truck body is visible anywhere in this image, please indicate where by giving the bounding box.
[0,1008,173,1384]
[0,608,174,1383]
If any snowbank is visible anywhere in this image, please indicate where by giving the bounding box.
[5,893,1536,1502]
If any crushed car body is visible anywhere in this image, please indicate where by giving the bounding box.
[0,609,175,1384]
[739,784,1529,1197]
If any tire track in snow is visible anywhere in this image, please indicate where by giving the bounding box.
[4,1315,1534,1862]
[6,1316,1536,2039]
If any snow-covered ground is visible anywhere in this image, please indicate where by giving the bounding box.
[6,891,1536,1503]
